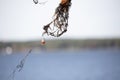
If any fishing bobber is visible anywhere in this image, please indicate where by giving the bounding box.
[41,38,46,45]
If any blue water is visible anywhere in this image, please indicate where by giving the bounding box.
[0,49,120,80]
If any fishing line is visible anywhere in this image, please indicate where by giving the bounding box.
[7,48,33,80]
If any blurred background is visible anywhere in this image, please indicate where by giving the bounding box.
[0,0,120,54]
[0,0,120,80]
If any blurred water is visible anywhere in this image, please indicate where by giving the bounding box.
[0,49,120,80]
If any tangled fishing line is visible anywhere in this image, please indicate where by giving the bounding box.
[38,0,72,44]
[42,0,72,37]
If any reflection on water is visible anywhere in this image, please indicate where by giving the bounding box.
[0,49,120,80]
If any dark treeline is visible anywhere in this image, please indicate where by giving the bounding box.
[0,39,120,54]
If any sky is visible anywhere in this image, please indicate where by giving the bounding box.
[0,0,120,41]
